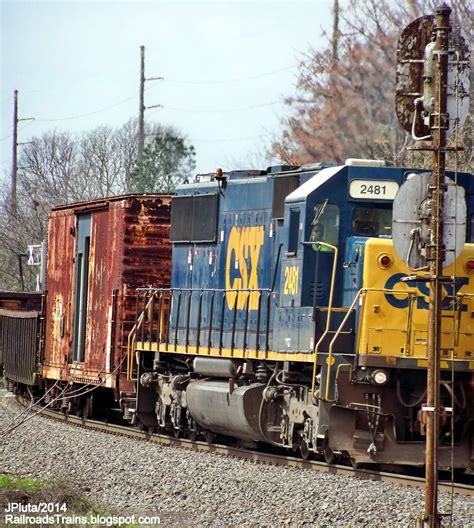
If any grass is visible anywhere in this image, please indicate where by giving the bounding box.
[0,473,148,528]
[0,474,43,492]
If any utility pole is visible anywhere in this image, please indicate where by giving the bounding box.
[10,90,34,218]
[138,45,163,158]
[332,0,340,63]
[11,90,18,214]
[424,5,451,527]
[138,45,145,157]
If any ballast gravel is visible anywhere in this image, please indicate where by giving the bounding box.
[0,396,473,528]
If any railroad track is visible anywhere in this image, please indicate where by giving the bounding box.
[10,396,474,498]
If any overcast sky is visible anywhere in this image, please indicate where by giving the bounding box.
[1,1,333,183]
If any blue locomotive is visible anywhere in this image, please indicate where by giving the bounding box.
[133,159,474,467]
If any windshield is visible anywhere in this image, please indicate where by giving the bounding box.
[352,207,392,236]
[310,203,340,245]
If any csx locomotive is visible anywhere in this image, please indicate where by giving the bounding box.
[132,159,474,468]
[2,160,473,469]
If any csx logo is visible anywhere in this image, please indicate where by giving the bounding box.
[384,273,469,311]
[225,226,264,310]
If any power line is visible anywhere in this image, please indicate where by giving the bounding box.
[1,72,286,135]
[34,95,136,122]
[0,120,36,143]
[164,100,282,113]
[2,66,292,125]
[31,81,162,123]
[164,65,297,85]
[193,133,271,143]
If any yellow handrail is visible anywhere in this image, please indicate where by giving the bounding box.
[312,286,418,402]
[310,242,338,400]
[453,292,473,348]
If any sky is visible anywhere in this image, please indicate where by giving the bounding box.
[0,0,333,184]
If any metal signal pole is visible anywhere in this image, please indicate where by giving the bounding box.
[423,4,451,527]
[395,9,469,525]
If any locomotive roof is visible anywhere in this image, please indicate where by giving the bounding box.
[285,165,344,203]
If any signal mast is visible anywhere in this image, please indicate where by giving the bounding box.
[394,4,470,527]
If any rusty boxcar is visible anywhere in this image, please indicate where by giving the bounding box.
[42,194,172,416]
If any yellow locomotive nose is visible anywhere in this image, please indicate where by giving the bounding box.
[358,239,474,363]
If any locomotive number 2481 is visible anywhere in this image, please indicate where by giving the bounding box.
[359,184,386,195]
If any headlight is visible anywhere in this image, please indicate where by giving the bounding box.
[370,369,389,385]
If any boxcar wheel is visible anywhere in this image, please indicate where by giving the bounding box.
[82,395,93,420]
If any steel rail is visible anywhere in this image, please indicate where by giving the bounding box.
[9,396,473,498]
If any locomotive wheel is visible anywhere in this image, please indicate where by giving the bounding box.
[187,416,198,441]
[189,429,197,442]
[323,441,337,464]
[205,431,215,444]
[350,458,362,469]
[173,428,182,439]
[300,439,310,461]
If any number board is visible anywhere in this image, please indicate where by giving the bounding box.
[349,180,399,200]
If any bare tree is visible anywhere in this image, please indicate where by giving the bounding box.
[0,118,194,290]
[79,126,122,197]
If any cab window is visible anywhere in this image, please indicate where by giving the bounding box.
[310,203,340,246]
[352,207,392,236]
[288,208,300,255]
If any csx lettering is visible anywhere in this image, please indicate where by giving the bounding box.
[225,226,264,310]
[284,266,299,295]
[384,273,469,311]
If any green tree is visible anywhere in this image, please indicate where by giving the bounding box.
[127,132,196,193]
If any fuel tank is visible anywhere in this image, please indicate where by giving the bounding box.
[186,381,266,442]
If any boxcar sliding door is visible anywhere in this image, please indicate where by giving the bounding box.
[72,214,91,363]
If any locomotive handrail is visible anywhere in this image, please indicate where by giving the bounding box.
[310,242,338,399]
[135,287,272,293]
[133,287,272,361]
[126,293,156,381]
[452,292,474,348]
[406,293,416,355]
[325,287,419,400]
[312,288,362,401]
[312,286,418,402]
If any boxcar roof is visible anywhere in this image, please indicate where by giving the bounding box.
[50,193,172,212]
